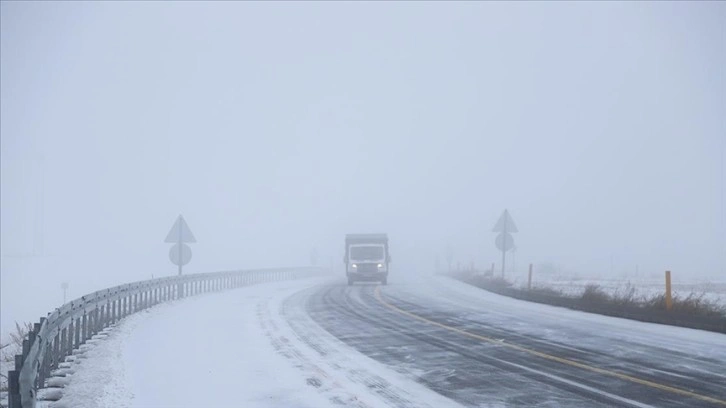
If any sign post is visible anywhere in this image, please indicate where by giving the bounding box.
[165,215,196,275]
[493,209,518,278]
[445,246,453,273]
[61,282,68,304]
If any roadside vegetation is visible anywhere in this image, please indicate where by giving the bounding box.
[448,269,726,333]
[1,322,34,403]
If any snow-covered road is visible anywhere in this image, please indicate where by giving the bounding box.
[306,276,726,407]
[52,274,726,408]
[55,278,460,408]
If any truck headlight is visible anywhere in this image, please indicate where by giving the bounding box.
[377,263,383,268]
[352,264,357,268]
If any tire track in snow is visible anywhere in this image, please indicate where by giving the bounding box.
[257,281,465,408]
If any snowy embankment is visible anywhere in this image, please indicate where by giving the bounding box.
[499,270,726,307]
[45,278,460,408]
[538,277,726,306]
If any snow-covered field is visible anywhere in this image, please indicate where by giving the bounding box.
[501,270,726,306]
[39,277,461,408]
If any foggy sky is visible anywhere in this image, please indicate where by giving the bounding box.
[2,2,725,328]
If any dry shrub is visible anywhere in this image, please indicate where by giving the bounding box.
[529,285,564,297]
[1,321,34,394]
[646,292,726,317]
[581,284,610,304]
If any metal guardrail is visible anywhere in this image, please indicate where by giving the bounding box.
[6,267,325,408]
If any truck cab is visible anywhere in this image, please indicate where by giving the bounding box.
[345,233,390,285]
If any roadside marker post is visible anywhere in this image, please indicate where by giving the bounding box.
[665,271,673,311]
[528,264,533,290]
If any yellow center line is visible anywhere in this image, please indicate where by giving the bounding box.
[374,286,726,406]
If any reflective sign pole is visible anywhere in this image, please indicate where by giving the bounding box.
[178,221,182,275]
[501,216,506,278]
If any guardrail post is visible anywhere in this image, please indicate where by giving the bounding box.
[74,317,81,349]
[8,369,20,408]
[92,308,97,334]
[87,310,93,339]
[65,319,73,356]
[111,300,116,324]
[95,307,101,333]
[39,342,48,389]
[52,331,60,371]
[60,327,68,360]
[81,313,88,344]
[45,339,53,382]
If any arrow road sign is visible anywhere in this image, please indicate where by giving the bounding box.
[165,214,196,275]
[492,210,518,233]
[493,209,518,278]
[165,215,197,243]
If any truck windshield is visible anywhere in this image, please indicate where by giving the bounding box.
[350,246,384,261]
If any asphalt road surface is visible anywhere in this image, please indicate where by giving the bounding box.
[300,276,726,408]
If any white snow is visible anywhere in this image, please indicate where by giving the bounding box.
[53,278,462,408]
[33,273,726,408]
[409,275,726,361]
[499,269,726,307]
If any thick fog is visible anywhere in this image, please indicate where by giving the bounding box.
[2,2,725,332]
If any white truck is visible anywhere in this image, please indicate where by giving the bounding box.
[344,233,390,285]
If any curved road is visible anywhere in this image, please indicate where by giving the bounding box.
[298,276,726,408]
